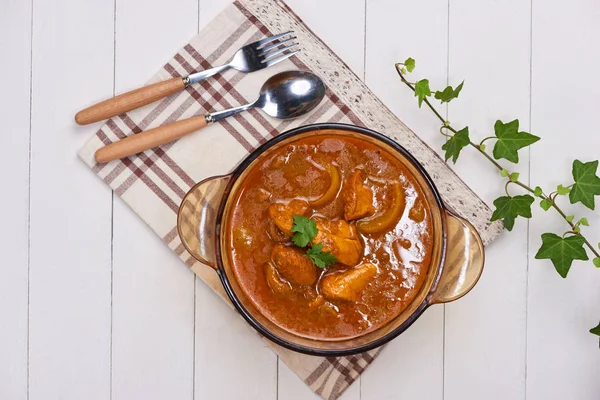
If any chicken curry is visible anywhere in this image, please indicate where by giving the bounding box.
[227,135,433,339]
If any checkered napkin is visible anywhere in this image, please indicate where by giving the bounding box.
[78,0,504,398]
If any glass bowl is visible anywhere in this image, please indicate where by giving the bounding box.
[177,123,484,356]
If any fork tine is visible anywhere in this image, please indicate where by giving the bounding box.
[262,50,299,67]
[262,43,300,60]
[259,37,297,54]
[255,31,294,48]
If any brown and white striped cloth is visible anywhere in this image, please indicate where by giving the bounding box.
[79,1,504,398]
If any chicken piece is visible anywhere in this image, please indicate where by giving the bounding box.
[308,295,325,310]
[312,218,363,267]
[320,263,378,302]
[265,262,292,296]
[409,198,426,223]
[272,244,318,286]
[343,170,375,220]
[266,219,290,243]
[268,199,309,236]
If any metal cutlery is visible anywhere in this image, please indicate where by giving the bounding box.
[95,70,325,163]
[75,31,299,125]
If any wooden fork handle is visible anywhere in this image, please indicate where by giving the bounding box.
[95,115,208,163]
[75,77,185,125]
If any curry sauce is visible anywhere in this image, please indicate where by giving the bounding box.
[228,135,433,339]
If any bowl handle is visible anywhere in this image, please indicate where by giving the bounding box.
[429,209,485,304]
[177,174,232,270]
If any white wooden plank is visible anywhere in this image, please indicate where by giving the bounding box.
[360,1,446,399]
[28,0,114,399]
[278,358,361,400]
[198,0,230,28]
[276,1,365,398]
[528,1,600,399]
[361,311,443,400]
[284,0,366,77]
[194,282,277,399]
[443,1,531,399]
[110,1,197,399]
[111,209,195,399]
[193,1,277,399]
[0,1,31,399]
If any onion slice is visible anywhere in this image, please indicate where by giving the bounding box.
[309,163,342,208]
[357,182,406,234]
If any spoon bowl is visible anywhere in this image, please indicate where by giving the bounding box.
[256,70,326,119]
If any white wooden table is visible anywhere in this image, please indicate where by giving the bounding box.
[2,0,599,399]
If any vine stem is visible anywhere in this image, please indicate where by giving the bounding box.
[395,64,600,260]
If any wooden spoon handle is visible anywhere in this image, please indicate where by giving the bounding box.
[95,115,208,163]
[75,77,185,125]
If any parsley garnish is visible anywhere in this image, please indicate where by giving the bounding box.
[291,215,337,268]
[307,243,338,268]
[290,215,318,247]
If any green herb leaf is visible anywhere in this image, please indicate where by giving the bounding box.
[557,184,571,195]
[535,233,589,278]
[566,215,575,223]
[306,243,338,268]
[593,257,600,268]
[492,119,541,163]
[290,215,318,248]
[490,195,535,231]
[434,81,464,103]
[534,186,543,197]
[414,79,432,107]
[404,57,415,72]
[441,127,470,163]
[510,172,520,181]
[579,217,590,227]
[569,160,600,210]
[540,199,553,211]
[590,322,600,336]
[501,169,509,178]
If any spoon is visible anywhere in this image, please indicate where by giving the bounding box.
[95,70,326,163]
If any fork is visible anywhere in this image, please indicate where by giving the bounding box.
[74,31,298,125]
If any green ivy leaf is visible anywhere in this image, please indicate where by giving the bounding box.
[590,322,600,336]
[490,195,535,231]
[594,257,600,268]
[501,169,509,178]
[414,79,432,107]
[510,172,520,181]
[534,186,543,197]
[566,215,575,222]
[535,233,589,278]
[404,57,415,72]
[557,184,571,195]
[492,119,541,163]
[434,81,464,103]
[574,226,581,234]
[480,144,487,152]
[579,217,589,227]
[569,160,600,210]
[540,199,553,211]
[441,127,470,163]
